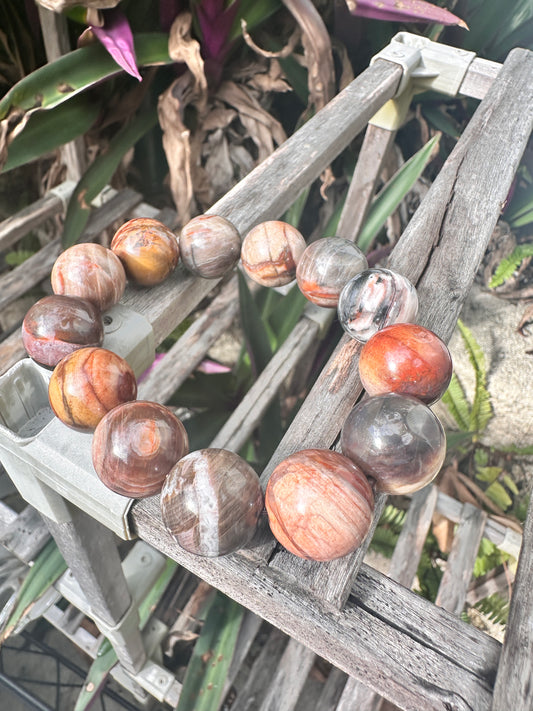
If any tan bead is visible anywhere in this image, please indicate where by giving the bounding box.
[180,215,241,278]
[241,221,306,287]
[51,243,126,312]
[111,218,179,286]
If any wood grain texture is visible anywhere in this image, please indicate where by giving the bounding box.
[259,638,316,711]
[131,496,498,711]
[491,494,533,711]
[435,503,487,615]
[0,192,64,253]
[123,60,402,345]
[458,57,501,101]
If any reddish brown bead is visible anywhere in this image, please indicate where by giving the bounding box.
[359,323,453,405]
[51,243,126,311]
[92,401,189,498]
[111,218,179,286]
[161,449,264,557]
[265,449,374,561]
[48,347,137,430]
[180,214,241,278]
[241,221,306,287]
[22,295,104,368]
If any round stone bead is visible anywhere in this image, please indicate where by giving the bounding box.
[337,268,418,343]
[51,243,126,312]
[359,323,453,405]
[296,237,368,307]
[161,449,264,557]
[340,394,446,495]
[22,295,104,368]
[180,214,241,279]
[241,221,306,287]
[111,218,179,286]
[92,401,189,498]
[48,347,137,431]
[265,449,374,562]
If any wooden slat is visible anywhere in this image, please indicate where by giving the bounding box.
[435,503,487,615]
[318,668,348,711]
[0,191,66,253]
[131,500,498,711]
[259,638,316,711]
[458,57,501,101]
[122,60,402,346]
[491,494,533,710]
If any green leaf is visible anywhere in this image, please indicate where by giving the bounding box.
[0,539,67,644]
[268,284,308,346]
[455,320,492,434]
[420,105,460,139]
[229,0,283,41]
[441,372,471,432]
[0,34,171,119]
[503,474,519,496]
[3,94,100,173]
[476,466,502,484]
[489,244,533,288]
[238,271,273,377]
[168,372,238,411]
[62,108,158,248]
[74,558,178,711]
[186,410,231,451]
[485,481,513,511]
[357,134,440,252]
[176,592,244,711]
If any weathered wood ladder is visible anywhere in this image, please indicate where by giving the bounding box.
[1,33,532,711]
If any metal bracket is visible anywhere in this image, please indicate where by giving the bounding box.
[0,305,155,538]
[369,32,476,130]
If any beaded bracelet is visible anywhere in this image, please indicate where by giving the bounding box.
[21,216,452,563]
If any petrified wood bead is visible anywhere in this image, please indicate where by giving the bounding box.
[241,220,306,287]
[51,243,126,312]
[161,448,264,557]
[111,217,179,286]
[22,295,104,368]
[296,237,368,307]
[265,449,374,562]
[341,394,446,495]
[359,323,453,405]
[92,401,189,498]
[48,347,137,430]
[337,268,418,342]
[180,214,241,279]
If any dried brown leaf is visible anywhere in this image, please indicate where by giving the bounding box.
[36,0,119,10]
[202,107,237,132]
[518,303,533,336]
[248,59,292,94]
[168,12,207,113]
[241,18,300,59]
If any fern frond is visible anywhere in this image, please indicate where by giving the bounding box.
[456,320,493,434]
[489,243,533,288]
[441,372,471,431]
[378,504,407,532]
[370,526,400,559]
[474,593,509,626]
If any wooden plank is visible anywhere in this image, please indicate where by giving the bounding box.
[491,493,533,711]
[435,503,487,615]
[0,330,27,376]
[336,125,397,243]
[336,675,384,711]
[259,638,316,711]
[131,499,498,711]
[0,188,142,314]
[122,60,402,346]
[388,485,439,586]
[317,668,348,711]
[458,57,501,101]
[0,192,65,253]
[221,611,264,705]
[0,505,50,564]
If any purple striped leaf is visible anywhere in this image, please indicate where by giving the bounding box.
[346,0,468,28]
[91,8,142,82]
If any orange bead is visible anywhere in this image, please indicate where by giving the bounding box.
[265,449,374,561]
[111,218,179,286]
[48,347,137,430]
[359,323,452,405]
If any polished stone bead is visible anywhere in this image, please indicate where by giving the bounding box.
[161,448,264,557]
[180,214,241,279]
[296,237,368,307]
[22,295,104,368]
[92,401,189,498]
[341,394,446,495]
[359,323,453,405]
[51,243,126,312]
[111,217,179,286]
[241,221,306,287]
[48,347,137,430]
[265,448,374,561]
[338,268,418,342]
